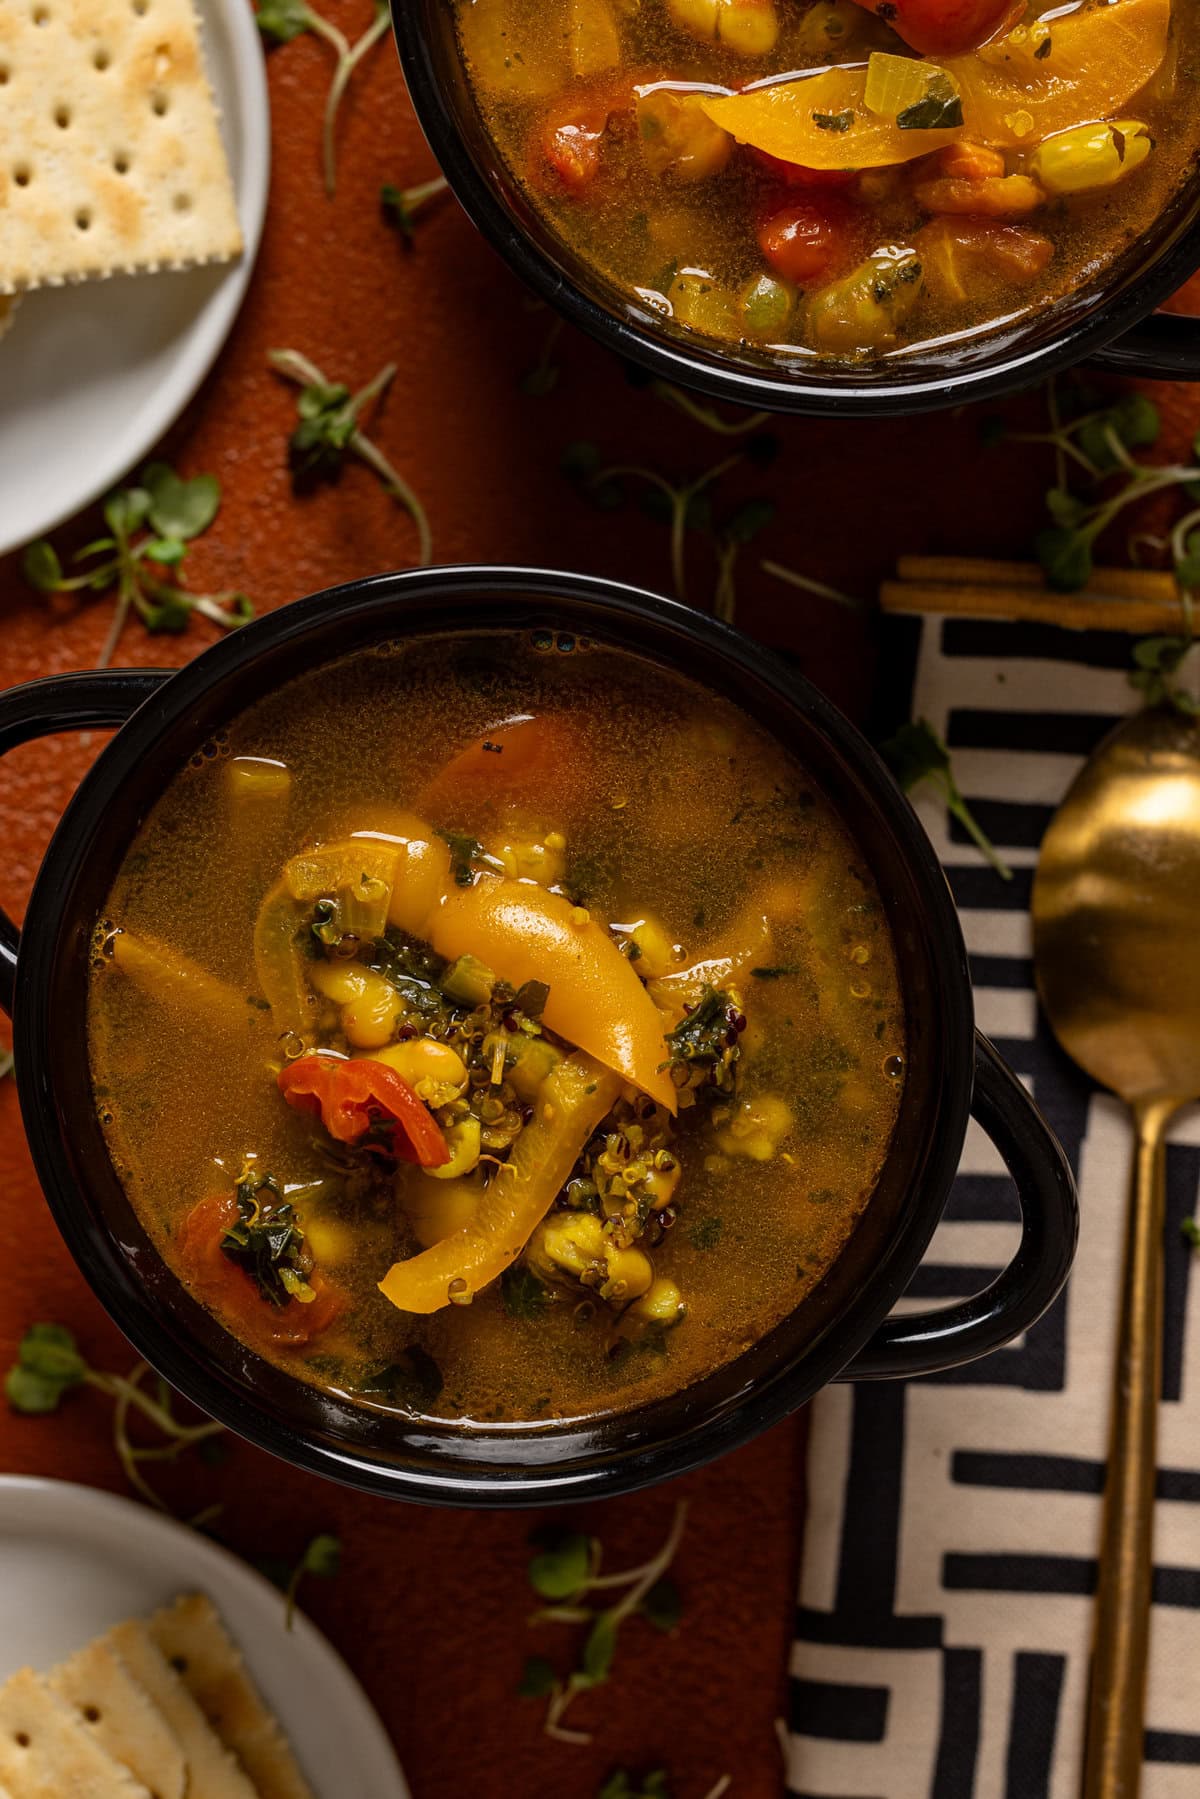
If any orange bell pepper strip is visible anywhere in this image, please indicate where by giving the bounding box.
[416,714,576,826]
[277,1053,450,1167]
[177,1194,345,1352]
[428,872,677,1113]
[380,1054,620,1313]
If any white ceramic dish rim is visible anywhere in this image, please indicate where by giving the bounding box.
[0,1473,409,1799]
[0,0,270,558]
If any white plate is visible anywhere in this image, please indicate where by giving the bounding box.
[0,0,270,558]
[0,1476,409,1799]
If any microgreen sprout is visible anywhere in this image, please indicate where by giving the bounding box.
[255,0,391,195]
[23,464,252,670]
[5,1324,226,1525]
[519,1500,687,1743]
[762,558,868,613]
[990,385,1200,601]
[562,437,777,612]
[881,719,1012,880]
[649,380,771,439]
[282,1533,342,1630]
[520,316,566,398]
[380,175,451,245]
[270,349,432,564]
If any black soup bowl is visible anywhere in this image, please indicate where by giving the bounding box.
[392,1,1200,417]
[0,567,1077,1506]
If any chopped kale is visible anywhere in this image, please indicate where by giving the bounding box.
[220,1170,314,1307]
[660,985,743,1101]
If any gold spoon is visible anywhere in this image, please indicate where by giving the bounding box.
[1032,703,1200,1799]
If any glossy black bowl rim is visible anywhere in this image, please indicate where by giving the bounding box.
[12,566,975,1503]
[391,5,1200,417]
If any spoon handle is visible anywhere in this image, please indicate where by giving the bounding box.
[1082,1099,1173,1799]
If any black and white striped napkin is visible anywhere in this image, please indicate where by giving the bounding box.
[786,616,1200,1799]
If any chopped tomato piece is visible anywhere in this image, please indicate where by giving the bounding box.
[849,0,1017,57]
[916,216,1053,299]
[278,1053,450,1167]
[751,148,856,189]
[757,196,856,286]
[915,172,1043,218]
[935,140,1006,182]
[177,1194,344,1351]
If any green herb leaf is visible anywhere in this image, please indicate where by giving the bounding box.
[896,91,963,129]
[5,1323,87,1415]
[255,0,313,44]
[1035,525,1092,592]
[1183,1216,1200,1249]
[724,498,776,545]
[355,1346,444,1411]
[581,1612,618,1685]
[221,1170,315,1308]
[528,1530,591,1601]
[519,1655,558,1698]
[750,963,802,980]
[142,463,221,540]
[639,1575,681,1633]
[687,1216,723,1251]
[881,719,1012,879]
[301,1533,342,1579]
[103,486,151,539]
[22,541,63,593]
[811,109,853,132]
[501,1263,549,1320]
[514,979,550,1019]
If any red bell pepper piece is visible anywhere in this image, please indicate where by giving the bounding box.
[277,1054,450,1168]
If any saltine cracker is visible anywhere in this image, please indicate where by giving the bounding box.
[0,0,242,293]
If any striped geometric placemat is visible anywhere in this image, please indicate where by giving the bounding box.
[787,617,1200,1799]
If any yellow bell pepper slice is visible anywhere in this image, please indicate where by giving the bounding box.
[699,0,1169,167]
[949,0,1169,148]
[700,69,960,170]
[110,931,260,1036]
[428,873,677,1112]
[379,1054,620,1312]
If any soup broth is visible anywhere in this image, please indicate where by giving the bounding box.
[454,0,1198,361]
[88,633,905,1425]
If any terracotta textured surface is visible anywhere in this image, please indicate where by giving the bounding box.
[1,10,1199,1798]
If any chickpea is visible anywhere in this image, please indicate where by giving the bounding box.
[667,0,779,57]
[714,1092,793,1161]
[737,272,796,340]
[340,969,404,1048]
[308,960,372,1006]
[488,830,568,886]
[369,1038,469,1101]
[304,1216,356,1265]
[602,1245,654,1301]
[405,1172,481,1248]
[806,247,924,358]
[631,1276,685,1326]
[619,912,680,980]
[423,1115,482,1182]
[532,1211,607,1280]
[1028,120,1151,197]
[636,88,732,183]
[668,269,734,336]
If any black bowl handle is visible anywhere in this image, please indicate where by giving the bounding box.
[840,1031,1077,1381]
[1091,312,1200,381]
[0,669,169,1016]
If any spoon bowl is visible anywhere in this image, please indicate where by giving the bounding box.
[1033,701,1200,1799]
[1035,704,1200,1105]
